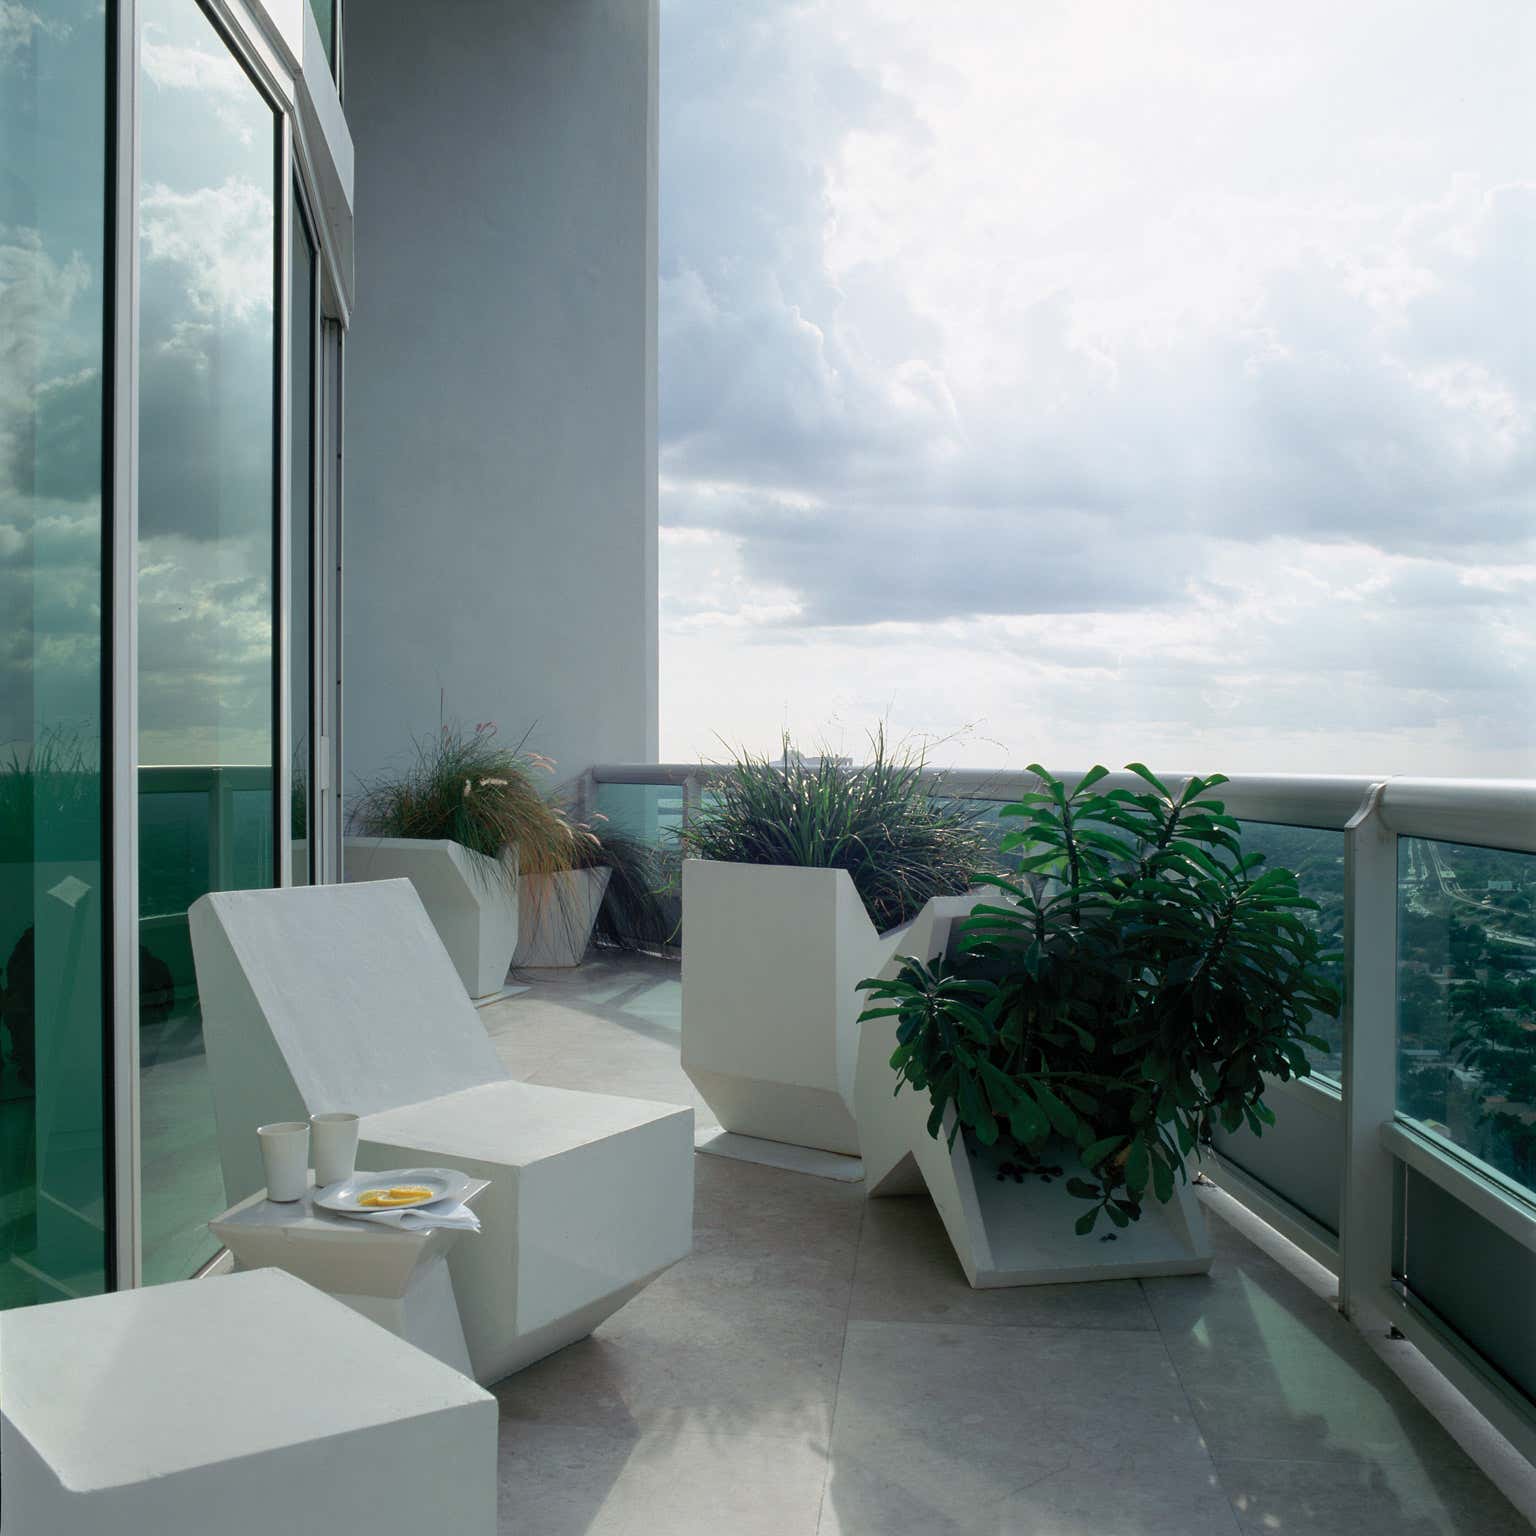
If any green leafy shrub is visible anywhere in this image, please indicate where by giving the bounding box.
[858,764,1340,1236]
[681,729,994,933]
[350,723,578,889]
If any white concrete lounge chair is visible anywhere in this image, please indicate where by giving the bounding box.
[0,1268,496,1535]
[189,879,693,1384]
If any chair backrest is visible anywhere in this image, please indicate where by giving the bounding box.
[190,879,508,1203]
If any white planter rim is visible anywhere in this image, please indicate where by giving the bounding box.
[685,857,979,941]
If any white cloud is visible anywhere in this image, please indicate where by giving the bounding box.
[659,0,1536,775]
[0,1,62,65]
[137,531,274,766]
[142,30,259,144]
[140,179,274,325]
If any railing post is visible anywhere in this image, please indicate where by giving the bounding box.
[681,773,701,838]
[207,770,227,894]
[570,767,596,829]
[1339,781,1398,1327]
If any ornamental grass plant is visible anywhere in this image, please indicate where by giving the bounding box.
[0,728,100,865]
[680,728,994,933]
[350,723,578,890]
[577,826,679,953]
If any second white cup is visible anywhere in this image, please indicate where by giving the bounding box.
[257,1120,310,1202]
[311,1111,360,1188]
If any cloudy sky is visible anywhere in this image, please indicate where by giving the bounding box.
[657,0,1535,776]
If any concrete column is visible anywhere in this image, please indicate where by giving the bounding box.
[342,0,660,798]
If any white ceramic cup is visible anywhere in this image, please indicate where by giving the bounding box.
[257,1120,310,1203]
[311,1111,360,1188]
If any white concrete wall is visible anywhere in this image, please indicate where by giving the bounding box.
[341,0,659,800]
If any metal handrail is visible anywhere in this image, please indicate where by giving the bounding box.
[590,763,1536,848]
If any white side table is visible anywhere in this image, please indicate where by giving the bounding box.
[210,1175,488,1376]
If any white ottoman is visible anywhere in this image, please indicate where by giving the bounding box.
[0,1269,497,1536]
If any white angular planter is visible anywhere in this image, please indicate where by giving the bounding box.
[680,859,981,1158]
[854,906,1214,1286]
[513,866,612,968]
[344,837,518,1000]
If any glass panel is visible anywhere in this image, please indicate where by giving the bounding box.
[1237,822,1346,1079]
[138,0,278,1284]
[594,782,686,850]
[291,197,315,883]
[1403,1164,1536,1406]
[0,0,112,1307]
[1398,838,1536,1196]
[591,782,683,944]
[308,0,335,75]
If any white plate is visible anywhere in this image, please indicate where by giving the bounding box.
[313,1167,474,1214]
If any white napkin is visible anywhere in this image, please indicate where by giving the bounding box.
[335,1197,482,1234]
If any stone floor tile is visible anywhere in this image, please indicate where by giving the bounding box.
[496,1157,862,1440]
[1144,1245,1479,1469]
[498,1421,829,1536]
[851,1191,1157,1332]
[830,1319,1211,1461]
[821,1319,1230,1535]
[1221,1456,1534,1536]
[819,1450,1242,1536]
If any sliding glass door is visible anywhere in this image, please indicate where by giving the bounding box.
[136,0,279,1285]
[1,0,346,1302]
[0,0,114,1307]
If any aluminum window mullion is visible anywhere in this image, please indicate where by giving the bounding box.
[332,326,345,875]
[289,176,323,883]
[309,222,324,881]
[108,0,142,1294]
[274,116,293,890]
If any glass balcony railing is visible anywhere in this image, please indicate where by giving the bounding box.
[1397,837,1536,1193]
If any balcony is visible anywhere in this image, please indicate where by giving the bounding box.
[21,761,1531,1530]
[487,952,1534,1534]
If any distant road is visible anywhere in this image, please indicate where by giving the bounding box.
[1405,841,1530,946]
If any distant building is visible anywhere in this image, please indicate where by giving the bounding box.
[775,753,853,770]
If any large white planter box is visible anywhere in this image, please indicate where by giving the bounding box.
[854,906,1214,1286]
[344,837,517,999]
[680,859,981,1157]
[513,866,612,968]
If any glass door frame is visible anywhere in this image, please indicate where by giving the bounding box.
[105,0,348,1291]
[289,176,323,886]
[109,0,328,1288]
[108,0,140,1292]
[291,182,345,888]
[315,320,345,883]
